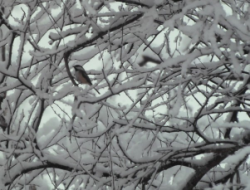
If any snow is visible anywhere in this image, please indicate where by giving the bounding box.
[1,0,250,189]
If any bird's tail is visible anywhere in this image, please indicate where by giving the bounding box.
[94,88,100,94]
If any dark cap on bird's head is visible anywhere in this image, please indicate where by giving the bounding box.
[73,65,82,70]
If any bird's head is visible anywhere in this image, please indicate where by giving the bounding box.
[73,65,82,70]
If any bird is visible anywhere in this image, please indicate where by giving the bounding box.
[73,65,100,94]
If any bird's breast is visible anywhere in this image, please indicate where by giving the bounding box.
[76,71,90,85]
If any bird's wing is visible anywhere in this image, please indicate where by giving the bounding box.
[80,69,92,85]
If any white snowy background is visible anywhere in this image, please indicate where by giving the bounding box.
[0,0,250,190]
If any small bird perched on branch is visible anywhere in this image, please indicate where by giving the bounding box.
[73,65,100,94]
